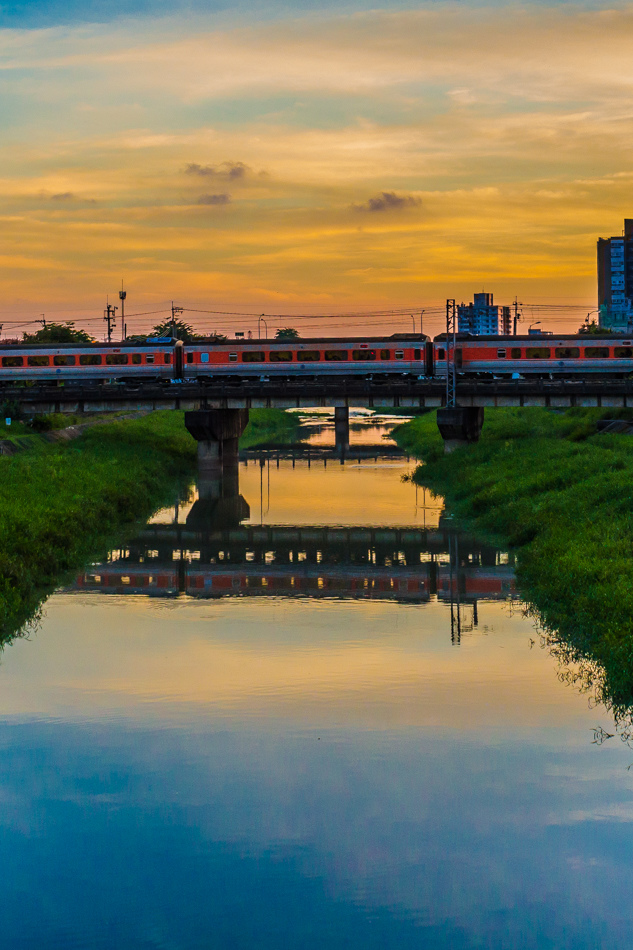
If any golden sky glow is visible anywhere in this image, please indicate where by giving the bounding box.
[2,3,633,335]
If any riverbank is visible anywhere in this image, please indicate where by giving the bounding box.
[393,407,633,711]
[0,411,197,640]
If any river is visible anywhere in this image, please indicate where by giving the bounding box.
[0,411,632,948]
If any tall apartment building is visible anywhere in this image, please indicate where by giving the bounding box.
[597,219,633,331]
[457,293,511,336]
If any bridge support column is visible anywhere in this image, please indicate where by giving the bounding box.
[185,409,249,471]
[436,406,484,453]
[334,406,350,455]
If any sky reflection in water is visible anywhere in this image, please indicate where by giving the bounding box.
[0,426,631,948]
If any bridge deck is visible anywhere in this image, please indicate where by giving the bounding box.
[5,377,633,412]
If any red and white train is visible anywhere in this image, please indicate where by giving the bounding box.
[0,332,630,384]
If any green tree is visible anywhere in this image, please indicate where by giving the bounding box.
[22,322,94,344]
[150,319,201,343]
[275,327,300,341]
[578,318,603,336]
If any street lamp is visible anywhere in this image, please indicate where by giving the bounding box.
[258,314,268,340]
[528,321,541,335]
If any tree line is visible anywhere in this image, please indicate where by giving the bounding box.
[16,322,301,345]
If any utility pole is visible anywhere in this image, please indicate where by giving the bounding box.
[104,300,117,343]
[445,298,457,409]
[420,310,425,336]
[170,301,183,339]
[513,297,522,336]
[119,283,127,341]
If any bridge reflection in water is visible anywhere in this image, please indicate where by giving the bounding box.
[68,452,518,641]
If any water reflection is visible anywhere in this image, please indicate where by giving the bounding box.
[70,465,517,619]
[4,420,633,949]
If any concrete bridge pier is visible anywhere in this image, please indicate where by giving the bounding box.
[334,406,350,458]
[436,406,484,453]
[185,409,249,471]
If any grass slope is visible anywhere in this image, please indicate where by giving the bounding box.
[393,407,633,712]
[0,411,197,639]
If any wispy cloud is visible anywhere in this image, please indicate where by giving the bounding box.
[353,192,421,212]
[197,192,231,205]
[186,161,250,180]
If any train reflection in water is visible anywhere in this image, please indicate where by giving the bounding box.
[68,453,518,641]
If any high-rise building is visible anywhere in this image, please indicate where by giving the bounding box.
[597,219,633,331]
[457,293,511,336]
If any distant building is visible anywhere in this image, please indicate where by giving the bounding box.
[597,219,633,331]
[457,293,511,336]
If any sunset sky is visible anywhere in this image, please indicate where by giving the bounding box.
[1,0,632,336]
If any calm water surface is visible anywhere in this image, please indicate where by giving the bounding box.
[1,415,632,948]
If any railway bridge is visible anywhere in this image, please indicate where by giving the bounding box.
[3,374,633,459]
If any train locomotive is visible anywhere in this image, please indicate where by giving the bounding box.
[0,331,630,386]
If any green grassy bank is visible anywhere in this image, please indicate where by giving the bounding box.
[393,407,633,713]
[0,411,197,640]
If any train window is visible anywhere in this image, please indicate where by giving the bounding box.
[438,348,445,360]
[394,350,404,359]
[27,355,49,366]
[615,347,633,358]
[324,350,348,361]
[414,349,421,360]
[511,348,521,359]
[242,351,266,362]
[229,353,237,362]
[2,356,23,367]
[200,353,209,363]
[132,353,142,365]
[186,352,194,364]
[455,348,463,369]
[497,349,507,358]
[584,347,610,358]
[555,347,580,359]
[106,354,129,365]
[380,349,391,360]
[164,353,172,364]
[146,354,155,364]
[352,349,376,361]
[53,355,75,366]
[79,354,101,365]
[525,348,550,359]
[298,350,320,361]
[270,351,293,362]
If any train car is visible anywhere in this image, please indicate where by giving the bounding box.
[433,334,633,379]
[181,335,432,381]
[0,339,178,385]
[0,335,432,385]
